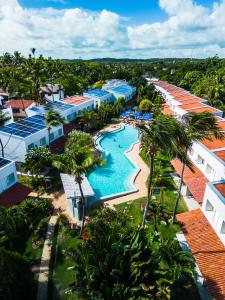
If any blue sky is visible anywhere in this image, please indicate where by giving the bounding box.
[1,0,225,59]
[19,0,214,24]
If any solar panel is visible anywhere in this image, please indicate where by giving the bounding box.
[0,115,47,138]
[0,158,11,168]
[86,89,110,98]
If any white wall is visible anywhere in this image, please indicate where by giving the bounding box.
[189,141,225,182]
[202,182,225,245]
[0,160,17,193]
[0,125,64,162]
[83,93,113,108]
[45,90,64,102]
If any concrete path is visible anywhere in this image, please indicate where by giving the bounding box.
[36,212,58,300]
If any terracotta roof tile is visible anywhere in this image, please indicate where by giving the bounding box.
[0,183,31,208]
[201,136,225,150]
[186,106,220,114]
[171,159,207,203]
[5,99,34,109]
[214,182,225,198]
[180,102,206,110]
[214,150,225,163]
[64,95,91,105]
[162,104,174,116]
[177,209,225,299]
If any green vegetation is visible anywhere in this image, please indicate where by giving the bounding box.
[138,114,190,224]
[0,198,53,299]
[62,208,198,300]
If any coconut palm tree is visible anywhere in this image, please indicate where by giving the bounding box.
[139,115,191,225]
[54,148,103,236]
[45,110,66,153]
[80,110,99,132]
[0,110,11,157]
[172,112,224,223]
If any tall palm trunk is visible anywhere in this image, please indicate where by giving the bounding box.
[77,179,86,237]
[172,161,185,223]
[0,138,4,157]
[142,153,154,225]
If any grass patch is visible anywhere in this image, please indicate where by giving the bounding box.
[49,222,89,300]
[13,216,50,265]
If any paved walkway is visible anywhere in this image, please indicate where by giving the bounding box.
[36,212,58,300]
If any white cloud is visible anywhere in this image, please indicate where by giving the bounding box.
[0,0,225,58]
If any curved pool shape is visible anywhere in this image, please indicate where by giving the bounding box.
[88,125,139,203]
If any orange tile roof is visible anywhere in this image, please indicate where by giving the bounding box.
[175,97,204,103]
[214,182,225,198]
[162,104,174,116]
[5,99,34,109]
[171,159,206,203]
[64,95,91,105]
[218,122,225,131]
[186,106,220,114]
[177,209,225,299]
[214,150,225,163]
[201,136,225,150]
[180,103,206,110]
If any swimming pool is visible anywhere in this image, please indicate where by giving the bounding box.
[88,125,139,203]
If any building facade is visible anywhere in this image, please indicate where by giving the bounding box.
[0,158,17,194]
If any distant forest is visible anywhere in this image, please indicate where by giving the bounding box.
[1,51,225,110]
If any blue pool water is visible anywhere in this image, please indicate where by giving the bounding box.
[88,126,139,202]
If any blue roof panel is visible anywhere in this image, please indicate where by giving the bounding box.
[0,115,47,138]
[112,85,133,94]
[85,89,111,98]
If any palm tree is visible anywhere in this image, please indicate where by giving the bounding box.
[139,115,191,225]
[45,110,66,152]
[172,112,224,223]
[0,110,11,157]
[54,148,103,236]
[30,48,36,58]
[80,110,99,132]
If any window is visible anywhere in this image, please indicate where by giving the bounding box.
[58,128,63,137]
[197,155,204,164]
[12,108,20,113]
[220,221,225,234]
[206,164,214,175]
[40,137,46,146]
[28,143,34,150]
[189,148,194,156]
[205,200,214,211]
[6,173,15,187]
[50,133,54,142]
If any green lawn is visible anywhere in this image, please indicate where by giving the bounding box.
[49,223,89,300]
[13,216,50,265]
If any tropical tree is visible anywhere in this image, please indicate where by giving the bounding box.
[114,96,126,115]
[65,130,94,152]
[172,112,224,222]
[139,115,191,225]
[53,132,103,235]
[0,247,34,300]
[0,110,11,157]
[139,98,152,112]
[69,207,196,299]
[79,110,99,132]
[45,110,66,152]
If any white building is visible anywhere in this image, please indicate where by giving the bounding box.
[27,101,76,123]
[63,95,94,120]
[0,106,14,124]
[60,173,95,221]
[0,115,63,162]
[83,89,113,108]
[40,84,64,102]
[0,158,17,194]
[4,99,35,119]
